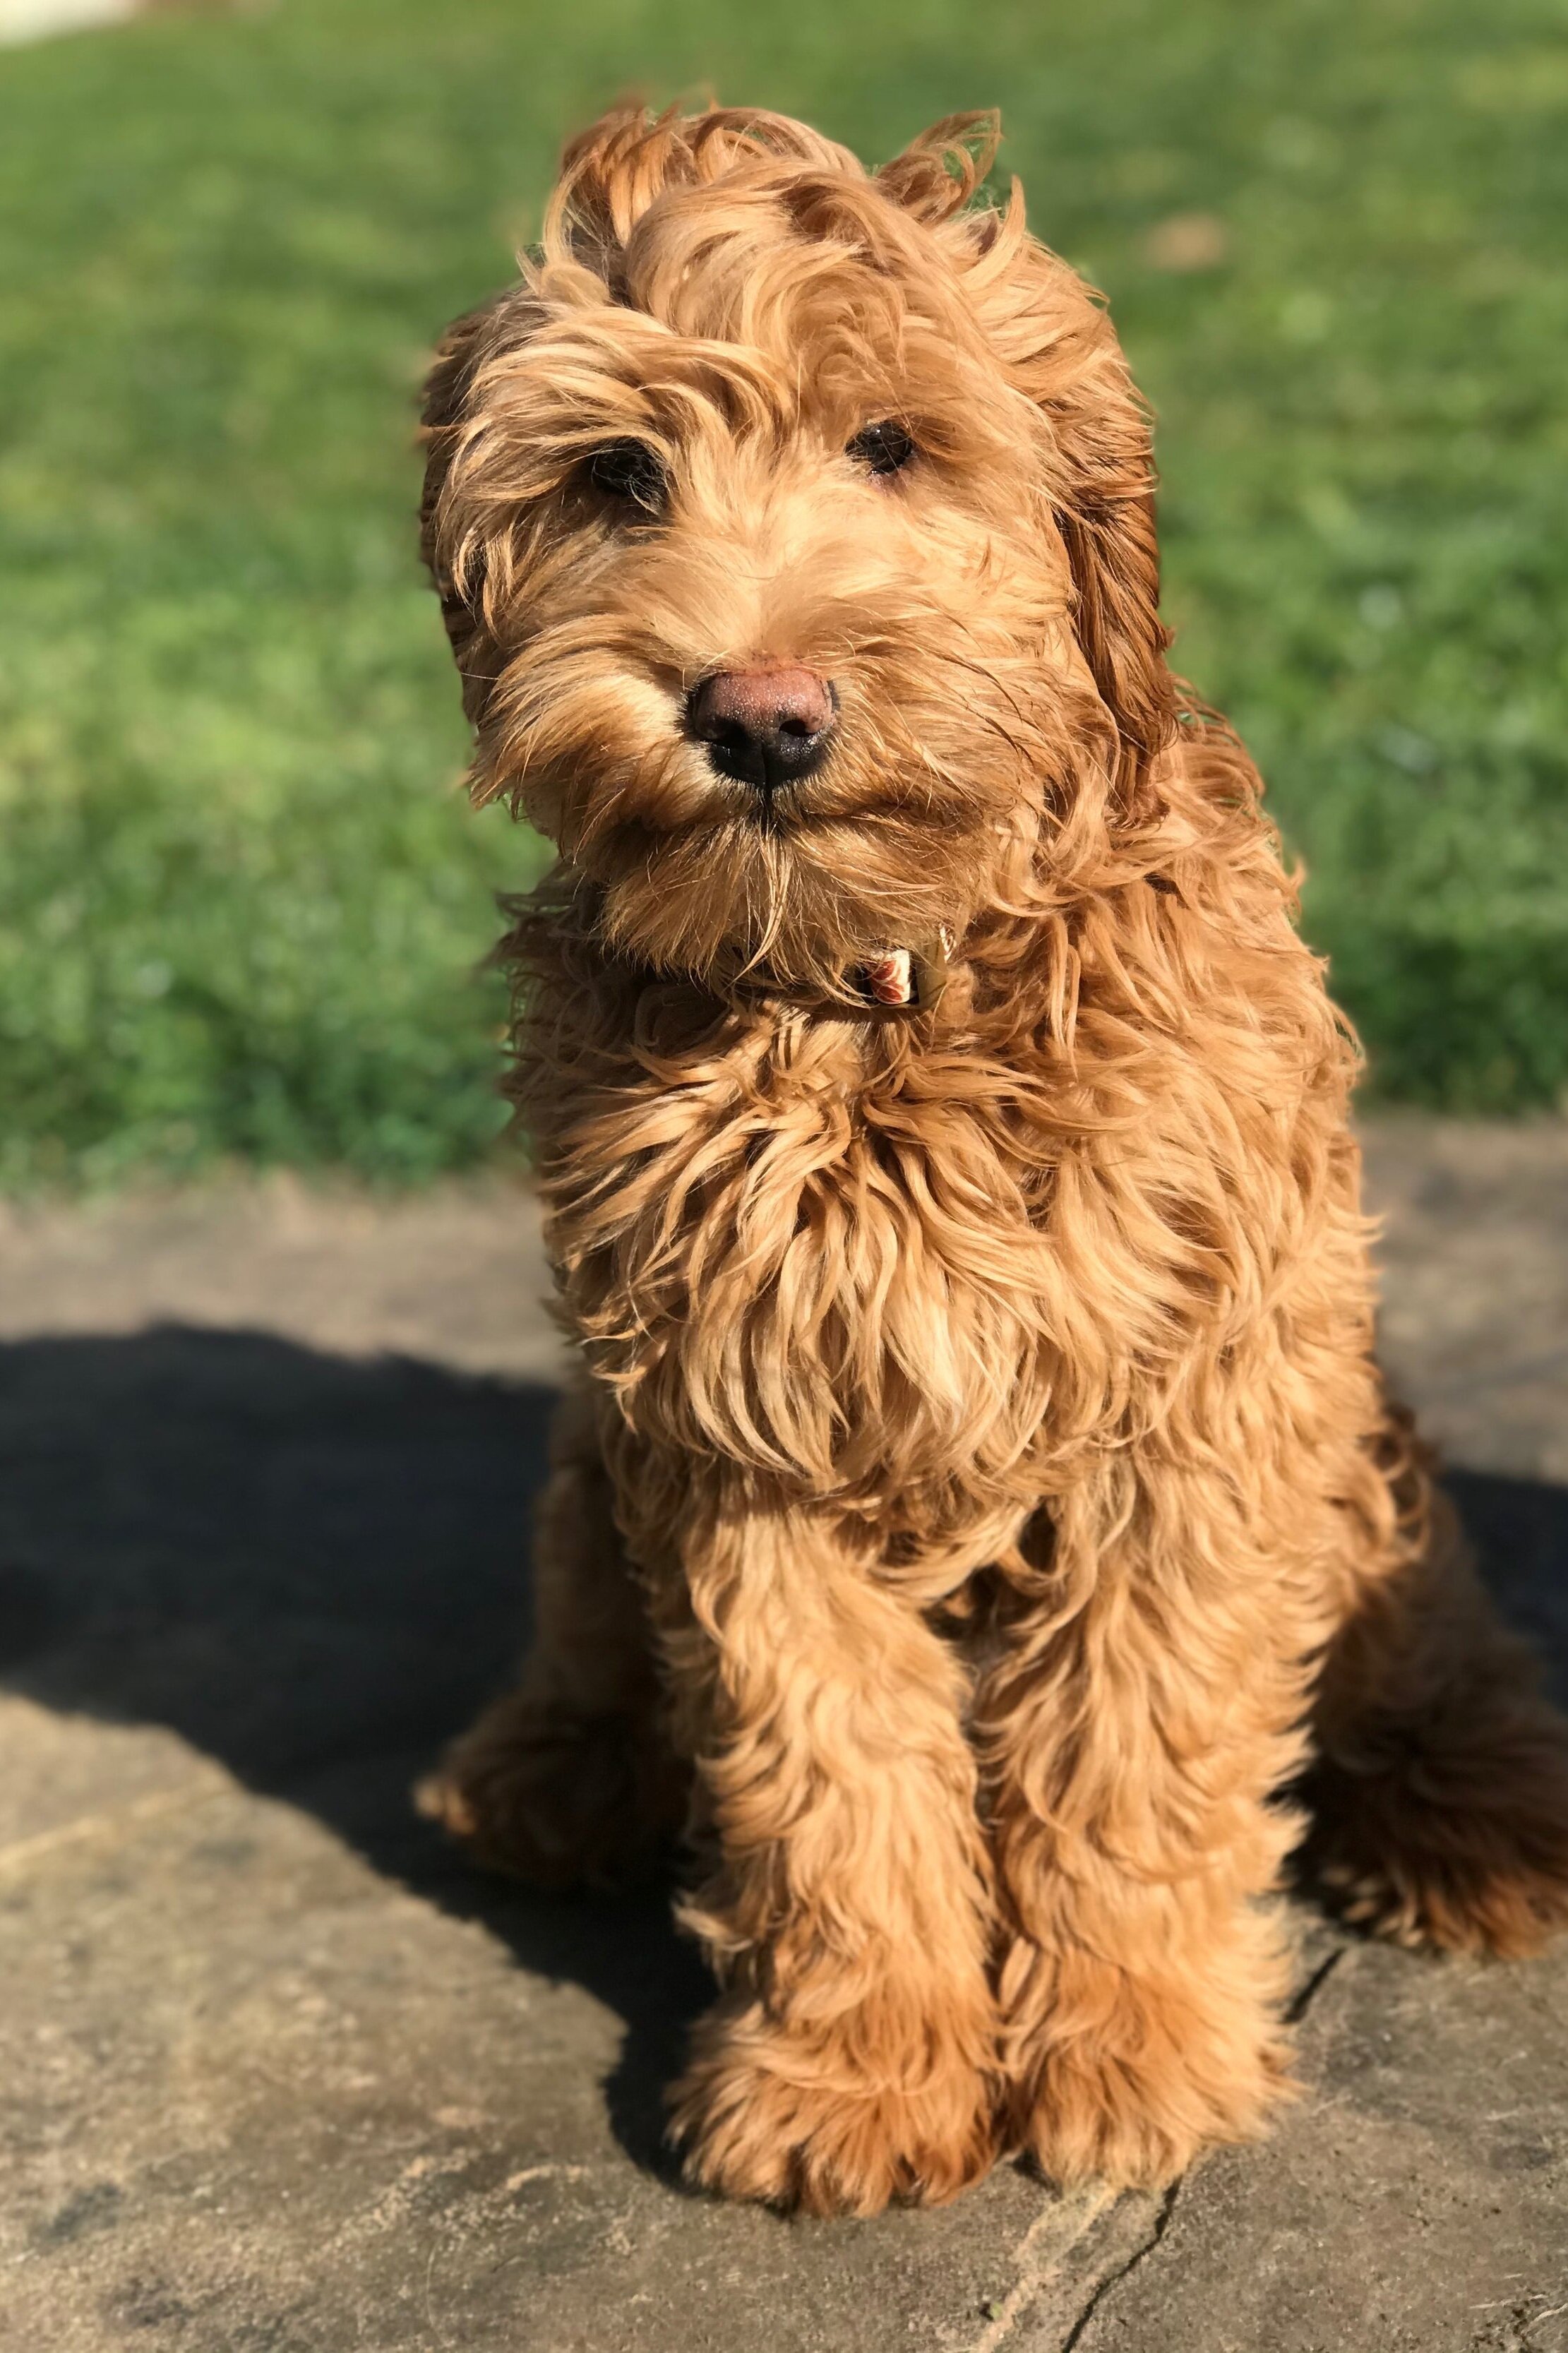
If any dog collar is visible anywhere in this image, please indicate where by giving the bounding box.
[704,928,957,1016]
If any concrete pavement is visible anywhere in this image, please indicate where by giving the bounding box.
[1,1120,1564,2352]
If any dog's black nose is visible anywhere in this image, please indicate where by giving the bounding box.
[686,666,837,794]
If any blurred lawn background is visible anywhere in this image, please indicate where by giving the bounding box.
[1,0,1564,1187]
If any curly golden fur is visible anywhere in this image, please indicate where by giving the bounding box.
[416,102,1568,2215]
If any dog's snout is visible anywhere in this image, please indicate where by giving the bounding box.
[686,666,837,794]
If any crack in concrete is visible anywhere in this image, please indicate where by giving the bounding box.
[963,1941,1355,2353]
[1056,2177,1183,2352]
[0,1778,229,1877]
[1036,1943,1355,2349]
[1286,1941,1351,2024]
[964,2184,1114,2353]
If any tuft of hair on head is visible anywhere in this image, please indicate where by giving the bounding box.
[544,101,870,279]
[873,110,1002,221]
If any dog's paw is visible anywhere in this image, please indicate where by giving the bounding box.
[416,1692,683,1891]
[1006,1952,1293,2189]
[669,1999,999,2216]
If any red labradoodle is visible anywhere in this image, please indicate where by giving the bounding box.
[415,104,1568,2215]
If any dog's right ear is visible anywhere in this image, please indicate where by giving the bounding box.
[870,133,1168,828]
[878,129,1177,822]
[960,205,1176,820]
[419,289,543,723]
[946,195,1168,818]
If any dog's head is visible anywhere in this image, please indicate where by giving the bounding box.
[421,105,1173,1001]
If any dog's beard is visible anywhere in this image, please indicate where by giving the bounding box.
[479,621,1075,995]
[593,810,983,998]
[520,728,1033,993]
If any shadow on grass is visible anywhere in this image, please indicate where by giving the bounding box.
[0,1327,1563,2177]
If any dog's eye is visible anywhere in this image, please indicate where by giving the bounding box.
[846,420,916,477]
[585,438,667,513]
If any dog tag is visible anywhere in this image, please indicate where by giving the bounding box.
[858,950,914,1006]
[852,929,953,1011]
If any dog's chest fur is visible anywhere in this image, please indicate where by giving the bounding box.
[520,832,1341,1572]
[534,982,1147,1552]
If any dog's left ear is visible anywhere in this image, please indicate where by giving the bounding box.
[879,126,1176,817]
[419,289,544,725]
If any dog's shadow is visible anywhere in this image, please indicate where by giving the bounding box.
[0,1324,707,2178]
[2,1323,1565,2180]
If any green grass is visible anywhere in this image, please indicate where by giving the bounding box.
[1,0,1564,1184]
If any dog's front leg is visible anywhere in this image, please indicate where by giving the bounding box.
[978,1459,1314,2189]
[654,1499,1002,2215]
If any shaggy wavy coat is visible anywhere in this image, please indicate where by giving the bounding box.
[418,104,1568,2215]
